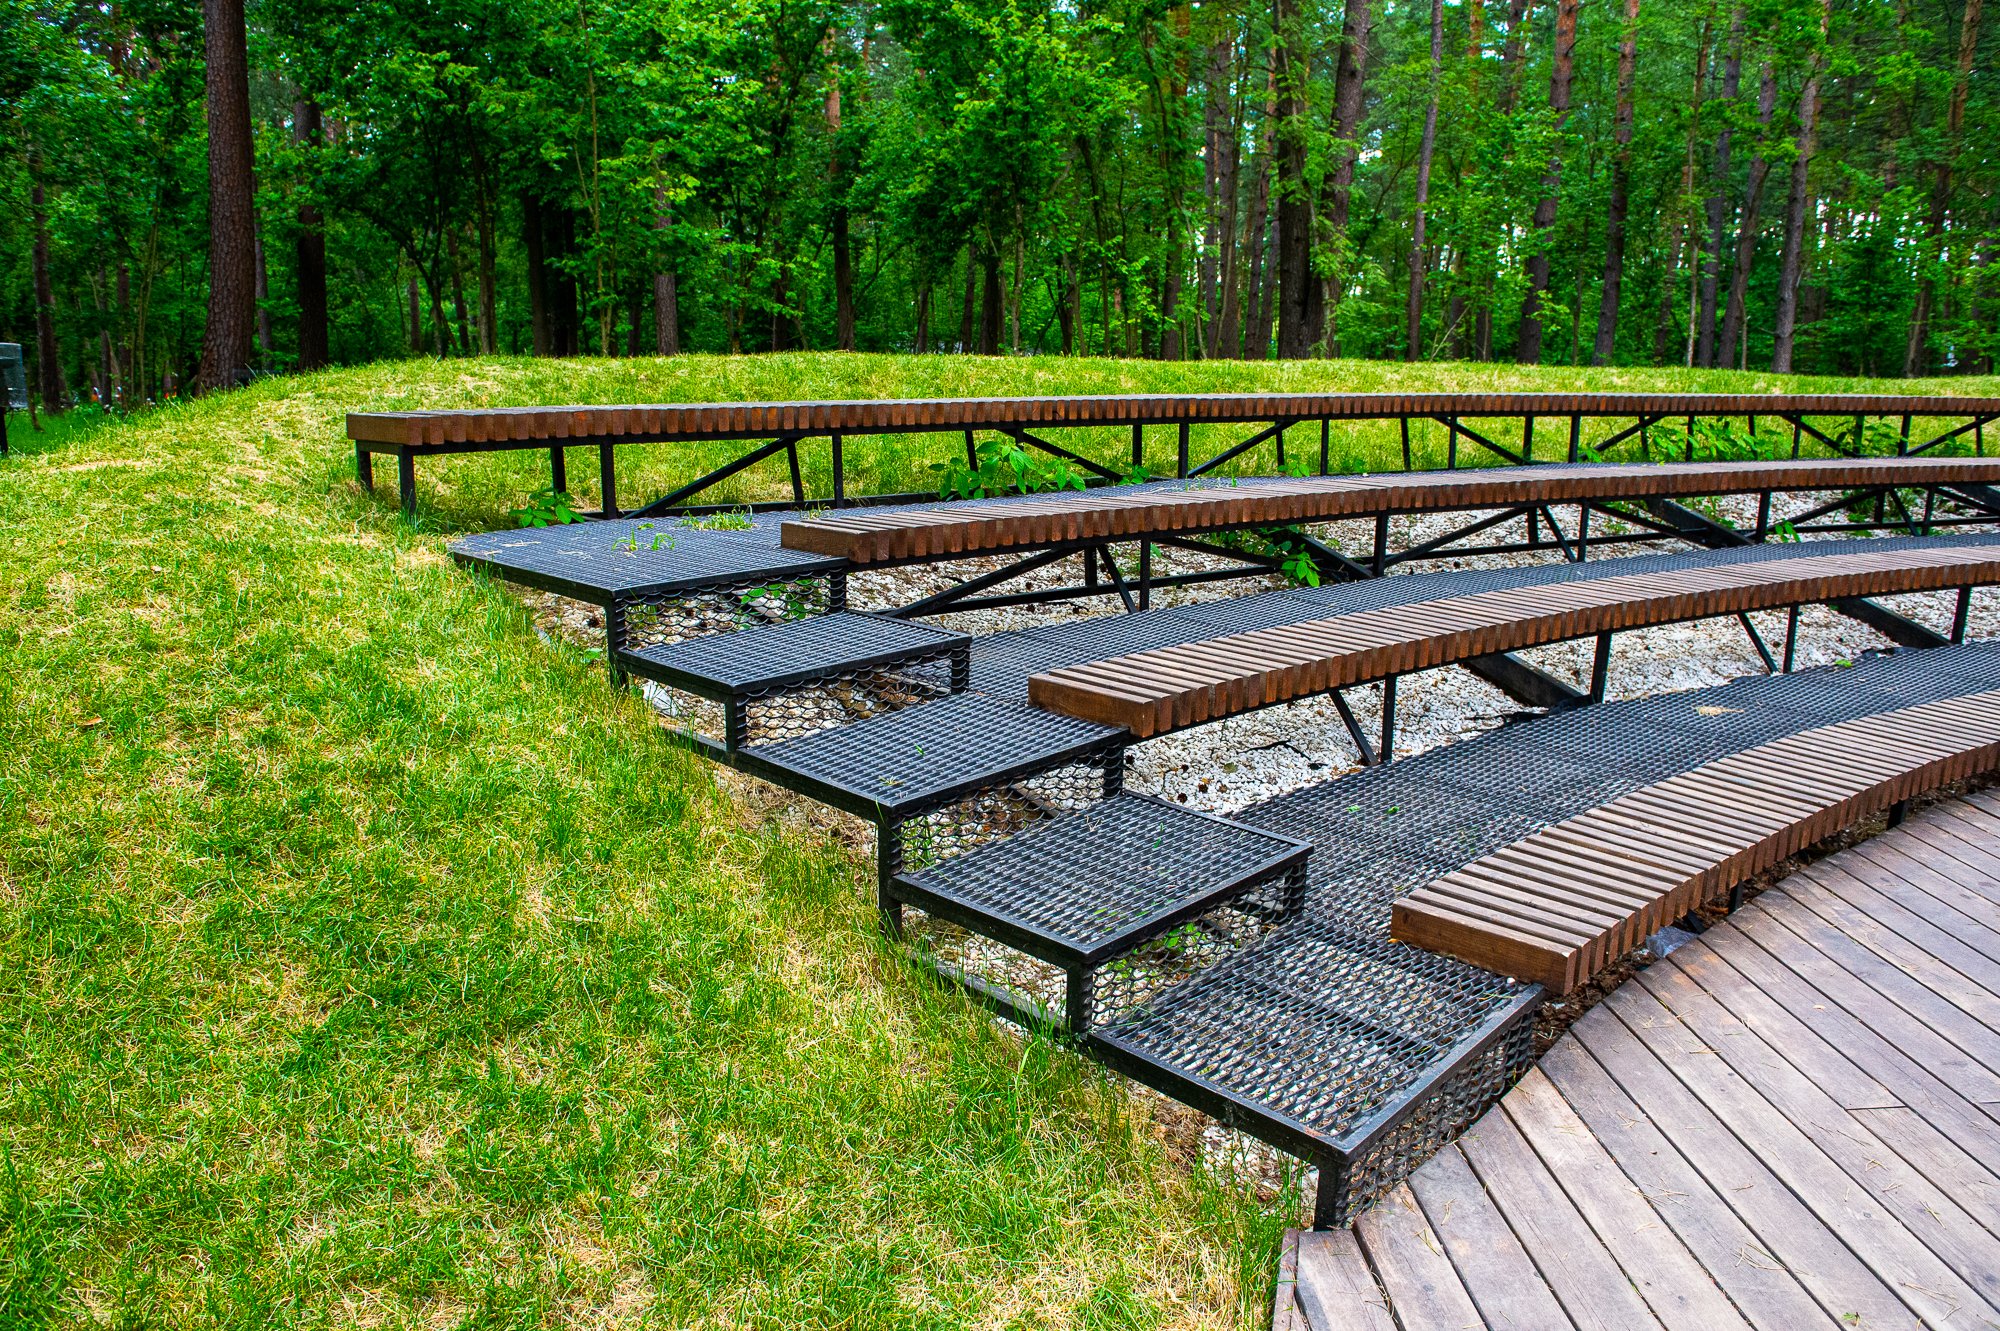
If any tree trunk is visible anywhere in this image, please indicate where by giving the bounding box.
[407,275,423,354]
[1696,8,1742,366]
[1904,0,1982,375]
[1237,58,1278,358]
[293,100,330,370]
[958,244,977,352]
[1405,0,1443,360]
[198,0,258,392]
[914,282,931,353]
[979,246,1002,354]
[1211,38,1245,359]
[1318,0,1374,355]
[31,181,62,412]
[1200,32,1232,336]
[1770,0,1829,373]
[1272,0,1312,358]
[1659,21,1709,366]
[1516,0,1579,364]
[826,48,856,351]
[1717,64,1775,369]
[1591,0,1641,365]
[523,194,551,356]
[653,188,679,355]
[447,230,473,355]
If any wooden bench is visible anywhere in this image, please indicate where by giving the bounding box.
[1391,688,2000,992]
[348,391,2000,516]
[1026,542,2000,737]
[779,456,2000,564]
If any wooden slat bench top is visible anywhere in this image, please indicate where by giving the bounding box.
[346,391,2000,449]
[1025,542,2000,737]
[1391,688,2000,992]
[780,456,2000,563]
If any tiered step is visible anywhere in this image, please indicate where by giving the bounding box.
[617,611,970,751]
[888,793,1309,1029]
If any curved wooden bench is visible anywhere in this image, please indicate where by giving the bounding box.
[1026,542,2000,737]
[1390,688,2000,992]
[780,457,2000,563]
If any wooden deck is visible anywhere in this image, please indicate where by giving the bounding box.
[1283,790,2000,1331]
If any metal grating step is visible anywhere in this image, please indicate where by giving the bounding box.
[618,612,970,752]
[891,792,1308,1029]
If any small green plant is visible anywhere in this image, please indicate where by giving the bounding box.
[1648,419,1790,464]
[1116,459,1154,485]
[617,521,676,553]
[737,578,818,623]
[678,509,754,530]
[932,436,1087,499]
[1215,525,1323,587]
[509,487,583,527]
[1770,519,1800,543]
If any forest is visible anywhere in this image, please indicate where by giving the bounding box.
[1,0,1993,410]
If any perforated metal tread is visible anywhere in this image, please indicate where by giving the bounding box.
[451,516,844,601]
[618,611,966,696]
[1093,643,2000,1157]
[894,793,1308,968]
[736,691,1124,819]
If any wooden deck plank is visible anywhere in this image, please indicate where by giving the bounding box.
[1606,979,2000,1325]
[1568,1003,1919,1329]
[1633,960,2000,1313]
[1291,1228,1397,1331]
[1746,883,2000,1083]
[1696,905,2000,1127]
[1537,1036,1840,1331]
[1348,1184,1483,1331]
[1777,868,2000,1044]
[1501,1067,1752,1330]
[1298,796,2000,1331]
[1405,1144,1577,1330]
[1456,1109,1669,1331]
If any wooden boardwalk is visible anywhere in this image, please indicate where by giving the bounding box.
[1283,790,2000,1331]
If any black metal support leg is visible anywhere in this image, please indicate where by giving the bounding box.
[1380,676,1398,764]
[1372,513,1389,577]
[1738,613,1778,674]
[1177,422,1190,478]
[1398,418,1410,472]
[1954,586,1973,643]
[550,445,567,495]
[1783,605,1800,673]
[599,441,619,517]
[1589,633,1613,703]
[1328,418,1337,475]
[786,440,805,504]
[1332,690,1377,767]
[831,432,847,507]
[1137,541,1152,611]
[1312,1154,1351,1231]
[877,818,906,936]
[1577,503,1590,561]
[398,448,417,517]
[1568,413,1581,463]
[604,601,628,685]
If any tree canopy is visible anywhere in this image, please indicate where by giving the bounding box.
[2,0,1994,409]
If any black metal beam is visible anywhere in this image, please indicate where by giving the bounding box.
[632,433,807,517]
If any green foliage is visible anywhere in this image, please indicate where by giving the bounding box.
[932,435,1088,499]
[508,485,583,527]
[616,519,676,551]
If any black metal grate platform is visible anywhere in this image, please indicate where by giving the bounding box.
[620,611,966,694]
[896,793,1307,968]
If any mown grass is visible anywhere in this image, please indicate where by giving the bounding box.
[2,354,1996,1329]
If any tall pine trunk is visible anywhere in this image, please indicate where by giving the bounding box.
[1317,0,1374,355]
[1717,65,1775,369]
[198,0,258,392]
[1237,60,1278,358]
[1658,20,1710,365]
[523,194,552,356]
[826,41,856,351]
[1272,0,1313,358]
[1591,0,1641,365]
[653,188,679,355]
[1405,0,1443,360]
[31,180,61,412]
[1200,32,1232,338]
[1516,0,1579,364]
[1904,0,1982,374]
[1771,0,1828,374]
[293,100,329,370]
[1696,8,1743,366]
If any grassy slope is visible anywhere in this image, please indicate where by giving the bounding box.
[2,355,1995,1330]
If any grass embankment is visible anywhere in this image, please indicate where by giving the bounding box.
[2,355,1995,1329]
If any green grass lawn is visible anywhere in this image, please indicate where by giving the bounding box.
[3,354,1996,1330]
